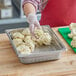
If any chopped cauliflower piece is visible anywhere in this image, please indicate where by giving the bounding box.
[73,36,76,40]
[24,36,32,42]
[34,28,44,38]
[71,40,76,48]
[33,33,52,46]
[72,29,76,35]
[12,32,24,39]
[24,42,35,52]
[70,23,76,30]
[69,23,76,47]
[13,39,23,47]
[17,44,31,54]
[42,33,52,45]
[22,28,30,36]
[68,33,73,38]
[23,36,35,52]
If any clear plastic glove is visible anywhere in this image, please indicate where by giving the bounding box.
[27,13,41,36]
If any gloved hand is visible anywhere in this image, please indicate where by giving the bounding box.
[27,13,41,36]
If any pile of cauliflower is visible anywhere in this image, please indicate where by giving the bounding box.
[68,23,76,47]
[12,27,52,54]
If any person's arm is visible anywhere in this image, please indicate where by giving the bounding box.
[23,3,36,16]
[23,0,40,16]
[23,0,41,35]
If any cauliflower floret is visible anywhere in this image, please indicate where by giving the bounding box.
[13,39,23,47]
[36,38,43,46]
[24,36,34,44]
[69,23,76,36]
[71,40,76,48]
[31,36,40,47]
[68,23,76,38]
[69,23,76,47]
[72,29,76,35]
[32,36,37,42]
[24,42,35,52]
[24,36,32,42]
[68,33,73,38]
[33,33,52,46]
[17,44,31,54]
[68,30,76,39]
[12,32,24,39]
[23,36,35,52]
[34,28,44,38]
[71,36,76,47]
[32,35,43,46]
[42,33,52,45]
[70,23,76,30]
[72,36,76,40]
[22,28,30,36]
